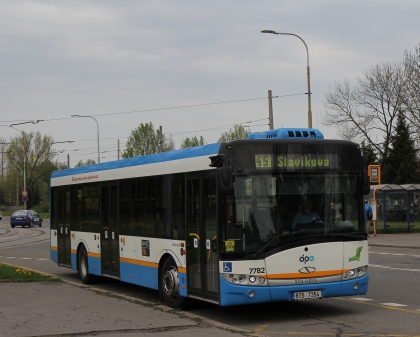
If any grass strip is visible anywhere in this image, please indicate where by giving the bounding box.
[0,263,61,282]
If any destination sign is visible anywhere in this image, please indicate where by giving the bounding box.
[255,154,338,169]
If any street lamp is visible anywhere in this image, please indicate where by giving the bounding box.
[261,30,313,128]
[71,115,100,164]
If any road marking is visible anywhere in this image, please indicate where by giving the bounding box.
[4,257,17,259]
[21,258,33,260]
[370,251,420,258]
[337,297,420,315]
[369,264,420,272]
[254,324,269,333]
[36,258,49,261]
[348,297,372,301]
[381,303,408,307]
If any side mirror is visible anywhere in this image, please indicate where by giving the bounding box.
[362,170,370,195]
[218,163,233,195]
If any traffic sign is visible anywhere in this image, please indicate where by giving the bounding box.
[22,190,28,197]
[22,196,28,202]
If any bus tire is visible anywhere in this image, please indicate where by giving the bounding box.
[160,257,188,309]
[78,245,97,284]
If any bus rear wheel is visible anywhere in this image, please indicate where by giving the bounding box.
[160,257,188,309]
[78,245,97,284]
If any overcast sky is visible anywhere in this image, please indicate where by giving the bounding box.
[1,0,419,166]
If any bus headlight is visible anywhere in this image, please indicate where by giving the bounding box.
[249,276,256,283]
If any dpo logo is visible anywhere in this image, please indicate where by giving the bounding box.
[299,254,314,264]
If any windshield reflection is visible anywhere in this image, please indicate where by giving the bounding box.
[224,173,362,254]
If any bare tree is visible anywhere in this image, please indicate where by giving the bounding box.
[323,62,406,161]
[403,44,420,130]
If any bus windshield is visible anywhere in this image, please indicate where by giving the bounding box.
[223,172,363,255]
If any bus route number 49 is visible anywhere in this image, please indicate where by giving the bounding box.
[293,290,322,301]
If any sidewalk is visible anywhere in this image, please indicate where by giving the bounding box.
[1,280,255,337]
[368,232,420,249]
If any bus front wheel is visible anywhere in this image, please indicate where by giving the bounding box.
[78,245,97,284]
[160,257,188,309]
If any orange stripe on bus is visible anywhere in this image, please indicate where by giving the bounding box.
[71,249,77,254]
[120,257,158,268]
[51,246,58,251]
[178,267,186,273]
[267,269,345,279]
[88,252,101,258]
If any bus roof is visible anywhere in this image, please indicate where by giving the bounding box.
[51,142,221,179]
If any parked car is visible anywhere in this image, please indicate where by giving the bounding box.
[10,210,43,228]
[0,211,2,220]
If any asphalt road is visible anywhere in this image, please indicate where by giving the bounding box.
[2,216,420,337]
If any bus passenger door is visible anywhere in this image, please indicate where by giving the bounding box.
[100,184,120,278]
[186,175,219,302]
[57,188,71,267]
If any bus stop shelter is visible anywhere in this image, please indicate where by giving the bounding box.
[370,184,420,232]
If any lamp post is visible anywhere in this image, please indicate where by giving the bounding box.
[261,30,313,128]
[71,115,100,164]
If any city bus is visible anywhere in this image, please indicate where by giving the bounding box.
[50,127,370,308]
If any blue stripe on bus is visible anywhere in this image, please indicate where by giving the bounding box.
[71,252,77,270]
[51,249,58,264]
[51,143,221,178]
[88,256,102,275]
[219,274,369,306]
[120,261,159,289]
[179,272,187,297]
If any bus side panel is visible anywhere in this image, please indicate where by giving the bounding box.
[139,264,159,289]
[50,229,58,264]
[70,232,102,274]
[71,249,77,270]
[120,260,140,285]
[88,254,102,275]
[178,269,187,297]
[119,235,186,291]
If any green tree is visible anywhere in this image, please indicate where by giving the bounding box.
[360,141,378,170]
[180,136,206,149]
[6,132,55,209]
[218,124,251,142]
[381,112,418,184]
[122,122,175,158]
[75,159,96,167]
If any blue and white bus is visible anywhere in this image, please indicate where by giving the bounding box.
[50,127,370,308]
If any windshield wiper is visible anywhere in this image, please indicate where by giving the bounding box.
[251,235,282,258]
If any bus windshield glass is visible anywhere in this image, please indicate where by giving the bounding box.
[223,171,363,255]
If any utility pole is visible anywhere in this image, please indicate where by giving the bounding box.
[159,126,163,152]
[67,154,70,168]
[268,90,274,130]
[118,139,120,160]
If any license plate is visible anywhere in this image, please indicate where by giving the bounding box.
[293,290,322,301]
[16,217,22,220]
[34,217,39,221]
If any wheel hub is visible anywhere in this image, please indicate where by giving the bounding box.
[163,267,179,299]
